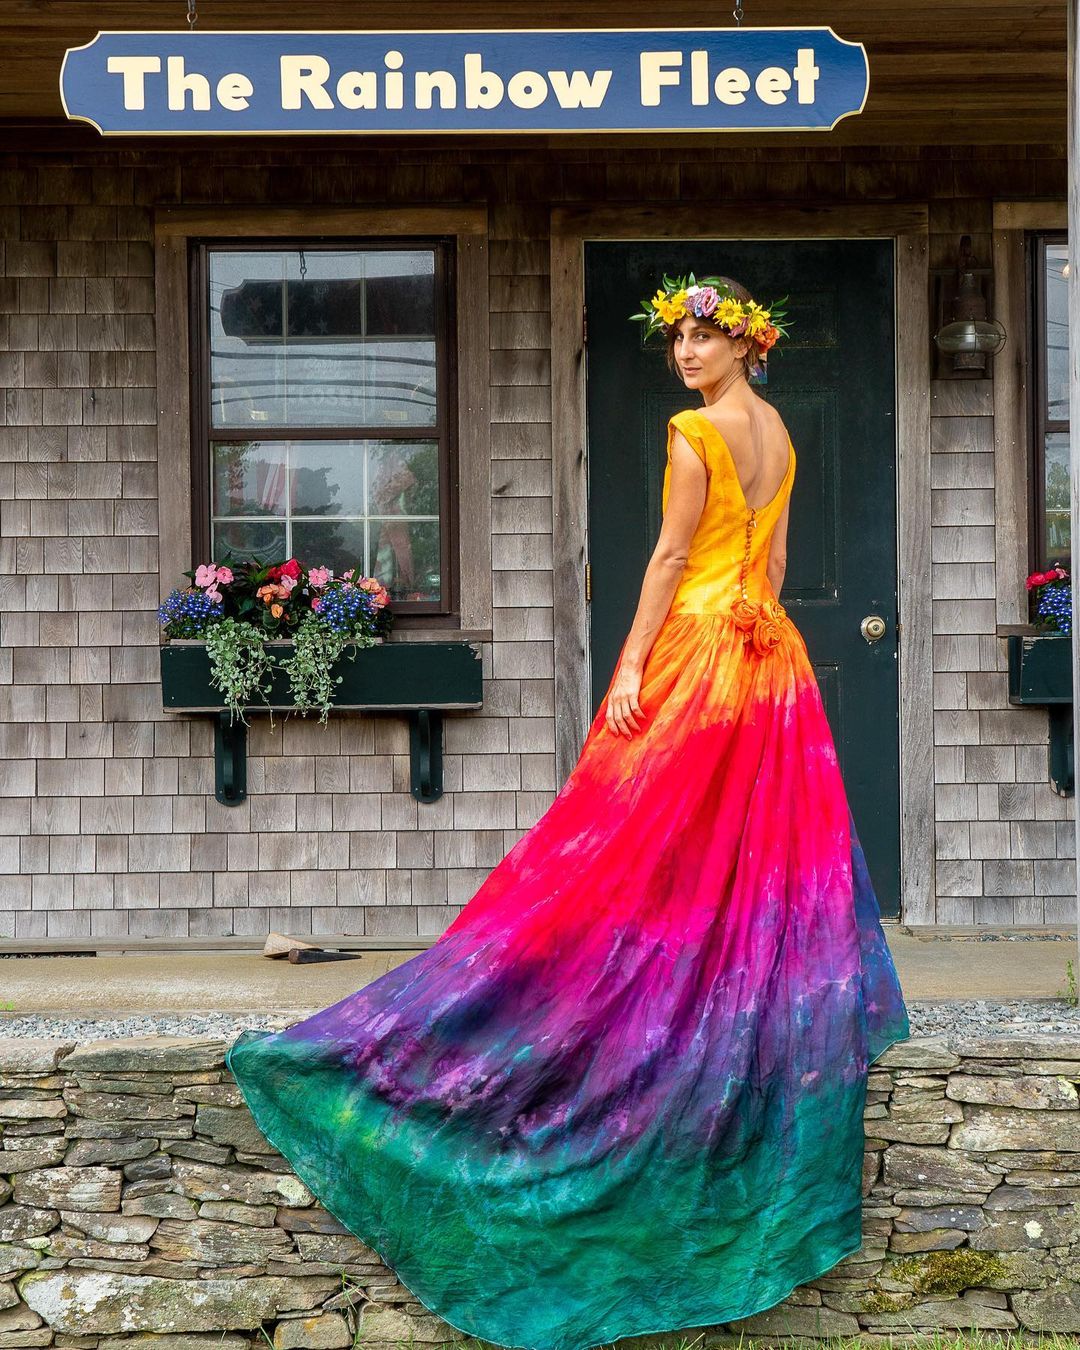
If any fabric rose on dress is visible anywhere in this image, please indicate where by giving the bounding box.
[751,598,788,655]
[729,596,789,655]
[730,597,761,632]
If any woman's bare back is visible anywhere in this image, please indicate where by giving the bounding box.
[694,400,791,513]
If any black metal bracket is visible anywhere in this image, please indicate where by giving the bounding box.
[1048,704,1075,797]
[409,709,444,803]
[168,641,483,808]
[211,707,449,806]
[214,713,248,806]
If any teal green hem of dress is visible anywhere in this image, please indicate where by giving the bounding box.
[224,1019,913,1350]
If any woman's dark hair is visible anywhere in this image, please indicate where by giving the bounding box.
[663,275,758,380]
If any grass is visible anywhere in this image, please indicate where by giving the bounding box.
[343,1328,1080,1349]
[1054,955,1078,1005]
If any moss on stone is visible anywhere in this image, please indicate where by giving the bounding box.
[888,1249,1009,1295]
[859,1290,918,1314]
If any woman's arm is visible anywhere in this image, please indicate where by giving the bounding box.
[605,430,707,737]
[766,494,789,599]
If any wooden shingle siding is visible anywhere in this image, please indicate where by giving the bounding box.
[0,143,1069,938]
[930,198,1075,926]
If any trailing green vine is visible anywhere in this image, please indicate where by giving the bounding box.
[279,618,377,725]
[204,619,276,726]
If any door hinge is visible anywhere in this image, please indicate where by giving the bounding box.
[585,560,591,602]
[582,303,588,348]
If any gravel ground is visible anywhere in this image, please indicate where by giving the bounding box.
[0,999,1076,1043]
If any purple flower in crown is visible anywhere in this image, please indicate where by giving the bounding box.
[693,285,720,317]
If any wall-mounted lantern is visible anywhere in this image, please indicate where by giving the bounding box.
[932,234,1007,376]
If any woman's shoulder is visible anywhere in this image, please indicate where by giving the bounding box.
[692,399,788,444]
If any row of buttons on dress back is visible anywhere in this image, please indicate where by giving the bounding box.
[731,506,790,656]
[739,508,757,603]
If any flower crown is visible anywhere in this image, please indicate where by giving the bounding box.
[630,272,792,380]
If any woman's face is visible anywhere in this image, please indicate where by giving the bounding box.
[671,315,749,388]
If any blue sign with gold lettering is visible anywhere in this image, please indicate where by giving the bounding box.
[60,28,869,136]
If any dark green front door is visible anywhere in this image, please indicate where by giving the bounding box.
[584,240,900,917]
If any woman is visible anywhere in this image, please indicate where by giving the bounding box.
[227,273,911,1350]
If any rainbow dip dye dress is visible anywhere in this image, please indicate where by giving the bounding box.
[227,406,911,1350]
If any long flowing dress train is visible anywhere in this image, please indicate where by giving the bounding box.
[227,406,911,1350]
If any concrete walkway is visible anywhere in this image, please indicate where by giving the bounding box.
[0,926,1076,1017]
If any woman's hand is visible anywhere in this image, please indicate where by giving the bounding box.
[606,662,645,739]
[600,427,704,742]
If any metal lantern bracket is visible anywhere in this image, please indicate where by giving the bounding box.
[162,640,485,806]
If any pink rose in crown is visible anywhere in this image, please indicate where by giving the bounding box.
[215,566,233,586]
[695,286,720,317]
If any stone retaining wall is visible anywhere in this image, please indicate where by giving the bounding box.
[1,1033,1080,1347]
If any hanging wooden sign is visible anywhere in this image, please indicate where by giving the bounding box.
[60,27,869,136]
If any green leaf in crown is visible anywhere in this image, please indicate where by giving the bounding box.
[629,273,794,359]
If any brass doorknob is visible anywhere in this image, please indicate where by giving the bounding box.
[861,614,887,644]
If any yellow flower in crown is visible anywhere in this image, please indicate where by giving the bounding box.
[744,303,770,337]
[630,271,793,380]
[653,287,689,326]
[714,297,746,329]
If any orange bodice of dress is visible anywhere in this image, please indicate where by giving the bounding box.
[662,407,796,649]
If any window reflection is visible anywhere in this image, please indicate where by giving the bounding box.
[1045,430,1070,565]
[1046,244,1068,422]
[210,439,441,602]
[1042,242,1070,565]
[210,249,437,428]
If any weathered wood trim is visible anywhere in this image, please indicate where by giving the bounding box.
[455,231,492,632]
[992,228,1034,627]
[550,231,588,778]
[155,207,488,236]
[153,205,490,631]
[552,203,929,238]
[896,231,936,925]
[1068,0,1080,938]
[993,200,1068,231]
[155,229,192,604]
